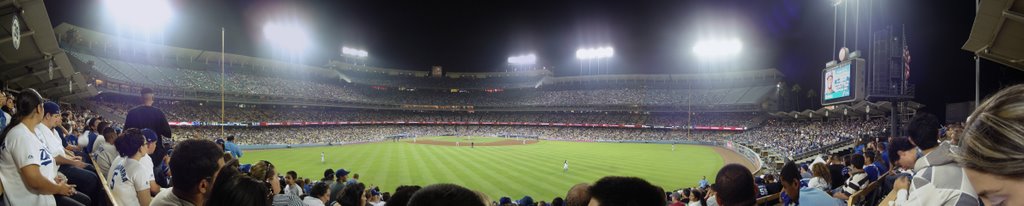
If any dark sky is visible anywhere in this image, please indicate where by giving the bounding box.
[43,0,1024,121]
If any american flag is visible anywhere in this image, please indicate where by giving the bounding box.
[903,45,911,81]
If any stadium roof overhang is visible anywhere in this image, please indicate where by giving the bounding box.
[769,101,912,119]
[963,0,1024,71]
[1,0,94,99]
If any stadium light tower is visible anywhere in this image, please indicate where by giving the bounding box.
[264,22,311,54]
[575,47,614,75]
[341,47,369,66]
[104,0,174,33]
[507,54,536,71]
[692,39,742,59]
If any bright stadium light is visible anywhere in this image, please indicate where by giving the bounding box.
[575,47,614,60]
[104,0,174,32]
[263,21,311,53]
[507,54,536,65]
[692,39,742,59]
[342,47,369,58]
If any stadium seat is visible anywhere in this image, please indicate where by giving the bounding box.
[92,162,120,206]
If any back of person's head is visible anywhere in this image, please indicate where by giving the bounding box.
[338,182,367,206]
[386,185,422,206]
[811,163,831,185]
[565,183,591,206]
[907,113,940,150]
[114,128,145,157]
[780,161,801,184]
[250,160,276,182]
[206,160,272,206]
[957,84,1024,178]
[0,88,44,142]
[588,176,666,206]
[863,150,876,162]
[690,189,706,206]
[551,197,565,206]
[406,183,484,206]
[227,135,235,141]
[171,139,225,196]
[714,164,756,206]
[310,182,330,199]
[324,169,335,181]
[850,154,865,170]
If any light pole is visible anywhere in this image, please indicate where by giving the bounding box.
[575,47,614,75]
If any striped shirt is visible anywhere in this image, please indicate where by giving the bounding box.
[840,170,869,196]
[904,141,980,206]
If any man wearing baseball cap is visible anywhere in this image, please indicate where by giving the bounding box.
[125,88,173,187]
[141,129,164,195]
[329,168,350,204]
[41,101,100,206]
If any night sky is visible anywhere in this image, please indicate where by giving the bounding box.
[43,0,1024,121]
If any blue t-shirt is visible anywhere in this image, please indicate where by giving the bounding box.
[225,141,243,158]
[786,187,844,206]
[864,164,880,182]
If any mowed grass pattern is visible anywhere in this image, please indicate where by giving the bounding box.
[241,140,723,201]
[422,136,509,143]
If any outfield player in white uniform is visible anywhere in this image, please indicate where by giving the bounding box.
[108,129,155,206]
[321,152,325,164]
[563,160,569,173]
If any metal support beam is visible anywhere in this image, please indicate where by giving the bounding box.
[1005,10,1024,23]
[0,30,33,44]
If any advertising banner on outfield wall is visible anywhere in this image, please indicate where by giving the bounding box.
[169,121,746,131]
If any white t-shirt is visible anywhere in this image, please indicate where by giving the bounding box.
[140,154,154,171]
[35,125,65,174]
[0,123,58,206]
[108,157,154,206]
[93,139,118,174]
[302,196,325,206]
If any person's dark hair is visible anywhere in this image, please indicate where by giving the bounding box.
[98,121,112,135]
[551,197,565,206]
[140,87,154,97]
[337,183,367,206]
[780,161,801,184]
[682,188,691,203]
[407,183,484,206]
[888,136,915,163]
[386,185,422,206]
[863,150,876,162]
[850,154,865,169]
[85,118,96,131]
[286,171,297,180]
[114,128,145,157]
[171,139,225,195]
[907,113,940,150]
[588,176,666,206]
[0,89,44,144]
[309,182,330,199]
[565,183,590,206]
[206,160,272,206]
[714,164,756,206]
[227,135,235,141]
[323,169,335,181]
[382,192,391,202]
[690,189,707,206]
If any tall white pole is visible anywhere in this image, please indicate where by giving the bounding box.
[220,27,225,137]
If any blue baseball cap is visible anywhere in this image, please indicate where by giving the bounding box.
[43,101,61,115]
[215,138,225,145]
[141,128,158,143]
[335,168,350,177]
[499,197,512,205]
[239,164,252,173]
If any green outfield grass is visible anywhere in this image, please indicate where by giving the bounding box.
[420,136,509,143]
[240,138,723,201]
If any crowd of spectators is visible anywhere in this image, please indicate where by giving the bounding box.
[732,118,888,158]
[74,51,773,107]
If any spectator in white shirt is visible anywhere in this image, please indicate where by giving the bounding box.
[284,170,304,197]
[0,89,76,206]
[108,129,154,206]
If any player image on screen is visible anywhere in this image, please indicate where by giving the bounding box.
[823,63,852,101]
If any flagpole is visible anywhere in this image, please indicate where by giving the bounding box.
[221,27,225,137]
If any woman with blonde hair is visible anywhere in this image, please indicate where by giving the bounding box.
[956,84,1024,206]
